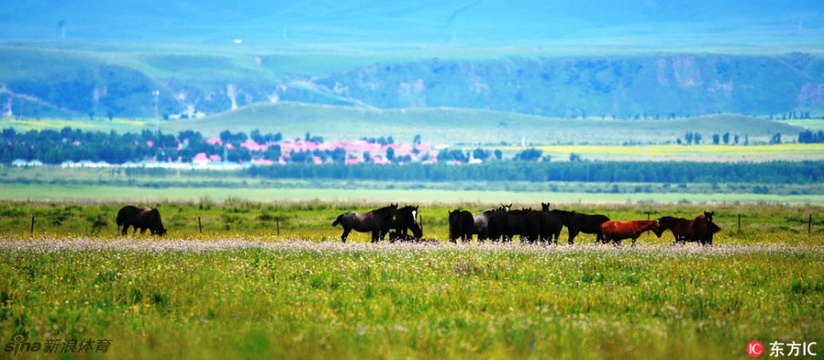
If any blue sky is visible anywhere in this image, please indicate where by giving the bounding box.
[1,1,822,50]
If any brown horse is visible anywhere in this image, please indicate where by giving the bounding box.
[656,212,720,246]
[116,205,167,236]
[601,220,659,246]
[332,204,398,243]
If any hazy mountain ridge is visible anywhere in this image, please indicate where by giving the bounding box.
[1,1,822,119]
[1,46,822,120]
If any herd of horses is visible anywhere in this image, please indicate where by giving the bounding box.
[115,203,721,246]
[327,202,721,246]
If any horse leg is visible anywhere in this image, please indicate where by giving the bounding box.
[371,230,379,243]
[340,227,351,243]
[568,229,578,245]
[121,224,129,236]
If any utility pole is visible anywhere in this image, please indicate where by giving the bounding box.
[152,90,159,136]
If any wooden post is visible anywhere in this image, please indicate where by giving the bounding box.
[810,214,813,235]
[198,216,203,234]
[737,214,742,233]
[419,214,423,234]
[30,216,35,235]
[276,218,280,236]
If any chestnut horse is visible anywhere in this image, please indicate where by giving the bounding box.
[601,220,659,247]
[116,205,167,236]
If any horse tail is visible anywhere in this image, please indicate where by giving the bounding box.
[332,214,343,227]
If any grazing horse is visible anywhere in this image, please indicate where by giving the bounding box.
[491,209,564,244]
[448,209,475,243]
[542,203,609,244]
[487,209,543,243]
[530,210,564,245]
[116,205,167,236]
[332,204,398,243]
[472,204,511,241]
[601,220,659,247]
[656,211,720,246]
[389,205,424,242]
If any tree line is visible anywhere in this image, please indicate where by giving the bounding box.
[0,127,544,165]
[247,161,824,185]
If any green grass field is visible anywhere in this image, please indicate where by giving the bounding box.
[526,143,824,162]
[1,240,822,359]
[0,103,810,147]
[1,198,822,359]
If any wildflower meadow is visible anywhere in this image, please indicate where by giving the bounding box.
[1,201,822,359]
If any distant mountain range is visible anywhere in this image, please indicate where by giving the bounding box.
[0,45,822,120]
[0,1,822,121]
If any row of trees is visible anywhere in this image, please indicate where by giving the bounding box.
[0,127,541,165]
[798,130,824,143]
[2,127,822,167]
[247,161,824,184]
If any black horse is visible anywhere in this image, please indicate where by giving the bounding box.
[528,210,563,245]
[332,204,398,243]
[388,205,424,242]
[487,209,536,242]
[487,209,563,244]
[541,203,609,244]
[448,209,474,243]
[472,204,511,241]
[116,205,167,236]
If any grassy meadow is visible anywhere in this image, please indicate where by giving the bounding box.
[1,199,823,359]
[0,104,811,147]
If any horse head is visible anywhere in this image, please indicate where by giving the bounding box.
[541,202,551,212]
[499,203,512,212]
[704,211,715,222]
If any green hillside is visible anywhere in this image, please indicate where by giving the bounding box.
[158,102,804,145]
[2,43,823,121]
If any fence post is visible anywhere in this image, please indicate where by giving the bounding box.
[198,216,203,234]
[738,214,741,234]
[30,216,35,235]
[276,218,280,236]
[810,214,813,235]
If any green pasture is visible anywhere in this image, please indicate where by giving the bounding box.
[0,104,809,147]
[0,198,822,359]
[525,143,824,161]
[786,119,824,132]
[0,239,822,359]
[2,182,824,209]
[1,199,822,246]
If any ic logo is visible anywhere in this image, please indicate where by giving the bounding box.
[748,340,764,358]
